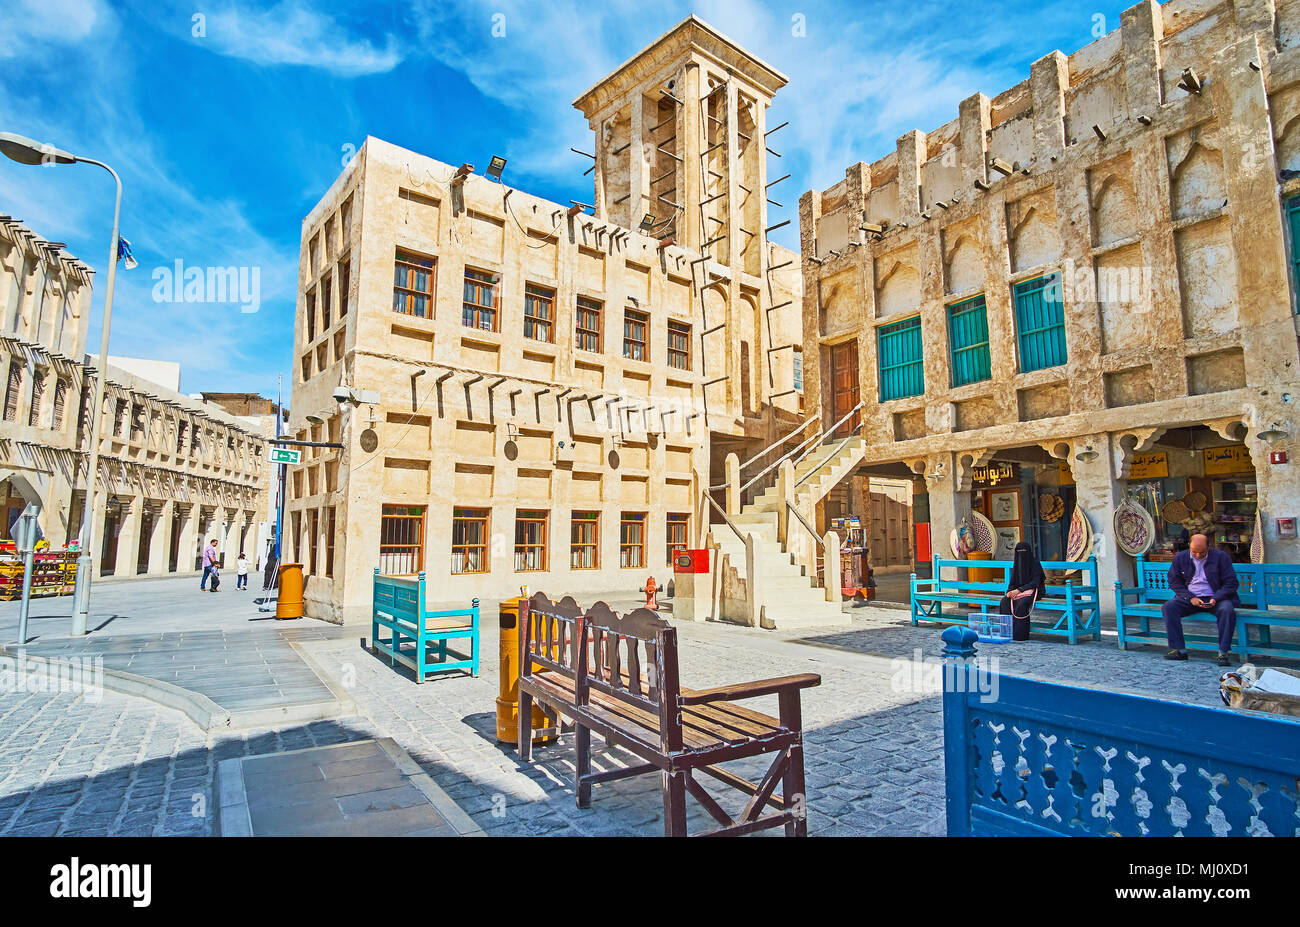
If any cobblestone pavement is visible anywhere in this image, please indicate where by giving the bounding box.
[0,592,1242,837]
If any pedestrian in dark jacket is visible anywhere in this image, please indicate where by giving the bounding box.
[1162,533,1239,666]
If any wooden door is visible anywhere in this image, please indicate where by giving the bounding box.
[830,341,859,438]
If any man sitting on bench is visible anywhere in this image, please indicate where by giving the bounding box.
[1162,533,1239,666]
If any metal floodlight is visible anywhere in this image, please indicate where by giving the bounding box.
[639,213,656,231]
[486,155,507,181]
[0,131,75,165]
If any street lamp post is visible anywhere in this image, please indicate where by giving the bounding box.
[0,132,123,636]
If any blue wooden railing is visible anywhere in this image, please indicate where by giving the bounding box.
[944,671,1300,836]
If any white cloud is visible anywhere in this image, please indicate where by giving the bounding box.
[194,2,403,76]
[0,0,110,57]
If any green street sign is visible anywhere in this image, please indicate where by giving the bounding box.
[271,447,302,465]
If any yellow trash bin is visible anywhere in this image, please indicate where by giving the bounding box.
[276,562,305,619]
[495,595,553,745]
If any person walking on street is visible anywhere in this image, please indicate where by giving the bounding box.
[1162,533,1239,666]
[236,551,250,590]
[201,538,219,591]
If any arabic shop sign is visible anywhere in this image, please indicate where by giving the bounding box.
[972,462,1017,487]
[1129,451,1168,480]
[1203,445,1252,476]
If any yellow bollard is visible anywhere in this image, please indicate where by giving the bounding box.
[495,595,553,745]
[276,562,305,619]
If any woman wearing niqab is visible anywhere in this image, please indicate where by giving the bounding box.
[1000,541,1045,641]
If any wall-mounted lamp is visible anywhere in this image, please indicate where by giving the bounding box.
[1075,445,1099,462]
[1258,423,1289,443]
[485,155,507,181]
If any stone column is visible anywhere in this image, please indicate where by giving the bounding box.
[1068,432,1125,593]
[147,500,173,575]
[924,451,970,566]
[221,508,239,569]
[89,492,108,576]
[176,502,199,574]
[113,495,143,578]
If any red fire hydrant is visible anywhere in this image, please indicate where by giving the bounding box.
[643,576,659,610]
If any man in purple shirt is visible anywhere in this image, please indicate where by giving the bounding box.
[1162,533,1240,666]
[201,538,219,591]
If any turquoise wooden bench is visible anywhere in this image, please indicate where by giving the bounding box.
[911,556,1101,644]
[369,570,480,682]
[1115,556,1300,661]
[944,671,1300,835]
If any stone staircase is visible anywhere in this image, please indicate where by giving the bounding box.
[711,433,868,629]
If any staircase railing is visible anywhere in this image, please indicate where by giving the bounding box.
[793,413,864,491]
[785,500,825,588]
[709,414,820,503]
[703,489,747,547]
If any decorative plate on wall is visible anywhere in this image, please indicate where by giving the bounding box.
[1114,499,1156,556]
[1161,498,1189,525]
[1040,492,1064,523]
[1066,505,1091,562]
[950,528,962,559]
[968,511,997,553]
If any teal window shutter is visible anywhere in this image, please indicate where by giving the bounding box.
[948,295,991,387]
[878,316,924,401]
[1287,196,1300,313]
[1013,274,1067,373]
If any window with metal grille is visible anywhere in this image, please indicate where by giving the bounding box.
[130,403,145,439]
[571,511,599,569]
[666,513,689,566]
[514,510,548,572]
[575,296,602,353]
[623,308,648,361]
[324,507,336,578]
[3,362,21,423]
[877,315,924,401]
[393,251,434,318]
[176,419,187,454]
[338,254,350,316]
[321,273,332,330]
[52,377,67,430]
[380,504,424,575]
[305,290,316,341]
[1013,273,1067,372]
[28,370,45,427]
[1288,195,1300,312]
[793,347,803,391]
[307,509,318,575]
[948,295,992,387]
[462,268,498,331]
[620,512,646,569]
[667,320,690,370]
[524,283,554,343]
[112,398,126,437]
[451,507,489,574]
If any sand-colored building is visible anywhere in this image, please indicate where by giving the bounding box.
[285,18,834,625]
[0,216,275,578]
[798,0,1300,596]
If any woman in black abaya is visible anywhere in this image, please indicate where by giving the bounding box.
[1000,542,1046,641]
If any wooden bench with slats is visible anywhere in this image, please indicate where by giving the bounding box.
[516,591,820,837]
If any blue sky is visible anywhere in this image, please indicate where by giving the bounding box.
[0,0,1129,398]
